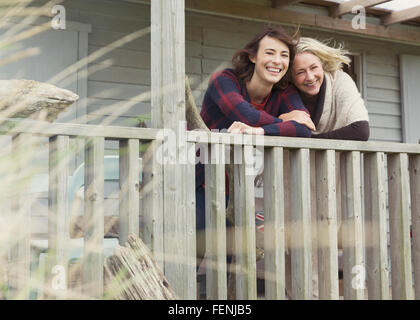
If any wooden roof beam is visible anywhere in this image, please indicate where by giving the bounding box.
[330,0,390,18]
[181,0,420,45]
[381,5,420,26]
[272,0,302,9]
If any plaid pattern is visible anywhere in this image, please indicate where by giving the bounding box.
[255,211,265,232]
[200,69,312,136]
[195,69,312,189]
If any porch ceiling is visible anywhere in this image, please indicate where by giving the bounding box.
[300,0,420,26]
[182,0,420,45]
[133,0,420,44]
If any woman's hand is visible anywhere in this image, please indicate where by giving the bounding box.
[278,110,316,131]
[227,121,265,135]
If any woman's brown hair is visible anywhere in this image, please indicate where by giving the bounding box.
[232,25,299,89]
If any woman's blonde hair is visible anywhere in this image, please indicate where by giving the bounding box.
[296,37,351,73]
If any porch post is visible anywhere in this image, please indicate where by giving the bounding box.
[150,0,196,299]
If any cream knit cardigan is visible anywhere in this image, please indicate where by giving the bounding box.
[314,69,369,135]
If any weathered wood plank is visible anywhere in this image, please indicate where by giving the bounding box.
[184,141,197,300]
[233,148,245,298]
[119,139,140,245]
[0,118,160,140]
[387,153,413,300]
[289,148,312,300]
[381,5,420,26]
[3,120,420,154]
[187,131,420,154]
[409,155,420,300]
[315,149,339,300]
[83,137,105,299]
[104,234,177,300]
[330,0,389,18]
[181,0,420,45]
[234,143,257,300]
[9,133,32,299]
[151,0,187,299]
[205,142,227,299]
[151,0,186,128]
[272,0,302,9]
[263,146,286,300]
[47,135,70,299]
[364,152,390,300]
[141,139,164,269]
[341,151,365,300]
[0,136,11,299]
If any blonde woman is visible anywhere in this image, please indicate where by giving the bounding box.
[280,37,370,298]
[285,37,370,140]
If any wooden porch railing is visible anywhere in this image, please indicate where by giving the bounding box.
[0,119,419,300]
[189,130,420,300]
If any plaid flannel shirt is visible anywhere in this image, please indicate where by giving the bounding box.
[195,69,311,190]
[200,68,312,136]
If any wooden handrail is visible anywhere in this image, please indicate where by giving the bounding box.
[0,118,161,140]
[2,119,420,154]
[187,131,420,154]
[3,121,420,300]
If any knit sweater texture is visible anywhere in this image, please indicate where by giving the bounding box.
[313,69,369,135]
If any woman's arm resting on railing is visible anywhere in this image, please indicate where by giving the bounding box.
[227,119,312,137]
[261,120,312,137]
[311,120,370,141]
[278,109,316,131]
[227,121,265,135]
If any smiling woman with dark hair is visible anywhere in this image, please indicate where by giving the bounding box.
[195,25,315,263]
[199,25,315,136]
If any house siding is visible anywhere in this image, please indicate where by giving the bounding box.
[6,0,420,235]
[46,0,420,143]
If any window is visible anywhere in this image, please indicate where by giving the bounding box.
[342,53,366,99]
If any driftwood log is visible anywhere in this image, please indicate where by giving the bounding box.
[104,233,177,300]
[0,79,79,121]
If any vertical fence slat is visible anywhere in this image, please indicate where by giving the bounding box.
[185,141,197,300]
[263,146,285,299]
[388,153,413,300]
[141,139,164,269]
[290,148,312,300]
[205,142,227,299]
[364,152,389,300]
[409,155,420,300]
[233,147,244,298]
[83,137,104,299]
[48,135,70,299]
[10,133,32,299]
[341,151,364,300]
[315,149,339,300]
[0,136,11,299]
[119,139,140,245]
[234,143,257,300]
